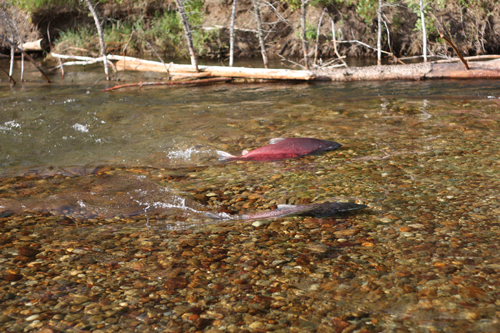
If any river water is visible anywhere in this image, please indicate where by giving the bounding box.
[1,60,499,331]
[1,61,499,223]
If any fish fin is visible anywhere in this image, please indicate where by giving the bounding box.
[241,149,249,156]
[270,138,287,145]
[217,150,237,160]
[277,204,296,210]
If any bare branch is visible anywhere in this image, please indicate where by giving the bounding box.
[0,33,51,83]
[314,8,326,66]
[174,0,199,72]
[84,0,110,80]
[331,19,347,68]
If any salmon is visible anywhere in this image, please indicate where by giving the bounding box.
[217,138,341,161]
[242,201,367,220]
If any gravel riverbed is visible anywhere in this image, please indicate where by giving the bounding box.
[1,97,499,332]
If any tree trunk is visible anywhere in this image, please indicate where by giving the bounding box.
[9,35,14,77]
[314,9,326,66]
[229,0,238,67]
[419,0,427,62]
[377,0,382,66]
[253,0,269,69]
[84,0,109,80]
[300,0,309,69]
[174,0,199,72]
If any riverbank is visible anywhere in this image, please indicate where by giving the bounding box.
[2,0,500,63]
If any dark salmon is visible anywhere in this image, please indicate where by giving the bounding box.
[217,138,341,161]
[242,201,367,220]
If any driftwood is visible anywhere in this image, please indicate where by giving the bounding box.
[314,60,500,81]
[115,57,315,80]
[22,39,44,51]
[50,53,500,82]
[435,54,500,63]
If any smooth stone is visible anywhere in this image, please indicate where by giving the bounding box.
[0,315,13,323]
[26,314,41,321]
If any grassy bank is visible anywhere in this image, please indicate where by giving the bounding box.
[3,0,500,61]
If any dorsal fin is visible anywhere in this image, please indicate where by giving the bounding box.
[241,149,249,155]
[270,138,287,145]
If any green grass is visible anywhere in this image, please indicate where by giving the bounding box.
[13,0,78,11]
[54,9,221,58]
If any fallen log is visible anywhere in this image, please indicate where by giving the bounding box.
[314,59,500,81]
[114,57,315,80]
[49,53,500,82]
[22,39,44,52]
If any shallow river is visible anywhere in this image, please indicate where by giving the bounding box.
[0,61,499,332]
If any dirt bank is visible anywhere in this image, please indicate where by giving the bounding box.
[2,1,500,62]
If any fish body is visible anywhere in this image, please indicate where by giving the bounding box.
[298,201,367,218]
[242,201,367,220]
[241,204,313,220]
[217,138,341,161]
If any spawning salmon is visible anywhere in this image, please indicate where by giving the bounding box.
[217,138,341,161]
[242,201,367,220]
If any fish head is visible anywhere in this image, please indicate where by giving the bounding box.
[320,140,342,151]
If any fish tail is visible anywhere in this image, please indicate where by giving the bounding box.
[217,150,237,161]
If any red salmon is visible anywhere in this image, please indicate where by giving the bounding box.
[217,138,341,161]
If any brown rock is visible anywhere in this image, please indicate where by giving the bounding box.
[331,318,350,331]
[433,262,447,268]
[165,277,188,290]
[3,274,23,281]
[72,295,90,304]
[403,285,415,293]
[188,314,200,321]
[38,329,55,333]
[334,229,360,237]
[194,318,213,330]
[18,247,39,257]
